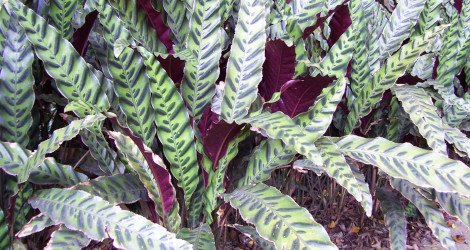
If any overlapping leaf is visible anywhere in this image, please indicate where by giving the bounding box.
[377,188,407,250]
[392,85,447,155]
[390,179,456,249]
[345,25,446,133]
[221,0,267,123]
[17,214,55,237]
[176,224,215,250]
[188,176,204,227]
[443,124,470,157]
[434,191,470,229]
[233,224,275,250]
[139,47,198,206]
[29,188,191,249]
[0,208,8,250]
[181,0,221,121]
[46,225,91,250]
[8,0,109,112]
[48,0,77,40]
[72,173,149,205]
[331,135,470,196]
[162,0,189,46]
[413,0,443,37]
[223,183,336,250]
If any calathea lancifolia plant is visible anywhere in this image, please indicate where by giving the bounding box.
[0,0,469,249]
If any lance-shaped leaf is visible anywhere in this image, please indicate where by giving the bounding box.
[162,0,189,46]
[29,188,191,249]
[9,0,109,112]
[176,224,215,250]
[18,114,106,183]
[188,176,204,227]
[48,0,77,40]
[392,85,447,155]
[0,8,9,66]
[233,224,275,250]
[345,25,446,133]
[109,0,166,54]
[443,124,470,157]
[294,77,347,141]
[366,3,389,77]
[433,191,470,229]
[315,138,363,204]
[377,188,407,250]
[46,225,91,250]
[29,158,89,187]
[221,0,267,123]
[413,0,443,37]
[330,135,470,197]
[0,13,34,148]
[223,183,336,249]
[181,0,221,120]
[12,180,33,231]
[204,128,249,223]
[136,0,173,52]
[17,214,55,237]
[241,139,295,186]
[139,47,198,206]
[108,131,180,231]
[349,162,373,217]
[370,0,426,74]
[240,111,322,166]
[0,208,8,250]
[291,0,325,32]
[72,173,149,205]
[390,179,456,250]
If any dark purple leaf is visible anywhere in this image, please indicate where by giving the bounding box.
[157,55,185,84]
[302,3,349,40]
[271,75,335,117]
[259,40,296,100]
[198,108,243,170]
[72,10,98,56]
[327,5,351,47]
[136,0,173,53]
[454,0,462,13]
[108,117,174,214]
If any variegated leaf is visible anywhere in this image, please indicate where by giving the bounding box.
[221,0,267,123]
[176,224,215,250]
[434,191,470,229]
[162,0,189,46]
[377,188,407,250]
[443,124,470,157]
[17,214,55,237]
[331,135,470,197]
[412,0,443,37]
[48,0,77,40]
[45,225,91,250]
[0,208,8,250]
[233,224,275,250]
[29,188,191,249]
[29,158,89,187]
[223,183,336,249]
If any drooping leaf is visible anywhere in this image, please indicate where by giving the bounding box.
[433,191,470,229]
[139,47,198,207]
[377,188,407,250]
[223,183,336,250]
[17,114,106,183]
[221,0,267,123]
[17,214,55,237]
[176,224,215,250]
[8,0,109,112]
[181,0,221,121]
[348,162,373,216]
[72,173,149,205]
[331,135,470,197]
[233,224,275,250]
[345,25,446,133]
[0,208,9,250]
[390,179,456,249]
[392,85,447,155]
[48,0,77,40]
[443,124,470,157]
[29,188,191,249]
[240,111,323,166]
[0,13,34,148]
[45,225,91,250]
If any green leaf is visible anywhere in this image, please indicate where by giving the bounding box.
[233,224,275,250]
[377,188,406,250]
[293,159,325,176]
[30,158,89,187]
[72,173,149,205]
[48,0,77,40]
[369,0,426,74]
[390,179,456,250]
[181,0,221,120]
[64,100,94,113]
[392,85,447,155]
[223,183,336,250]
[162,0,189,46]
[241,139,295,185]
[434,191,470,229]
[331,135,470,197]
[9,0,109,112]
[345,25,447,133]
[240,111,323,166]
[443,124,470,157]
[17,114,106,183]
[412,0,443,37]
[46,225,91,250]
[188,176,204,227]
[17,214,55,237]
[0,208,8,250]
[221,0,267,123]
[349,162,373,217]
[109,0,167,54]
[139,47,199,207]
[176,224,215,250]
[113,38,129,58]
[0,13,34,147]
[29,188,191,249]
